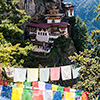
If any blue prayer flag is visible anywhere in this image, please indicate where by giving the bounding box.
[45,83,52,90]
[1,86,12,99]
[53,91,62,100]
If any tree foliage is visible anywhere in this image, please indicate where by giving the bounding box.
[68,16,88,53]
[53,36,74,66]
[69,3,100,99]
[0,0,30,43]
[69,48,100,99]
[0,0,36,69]
[94,2,100,21]
[0,33,36,68]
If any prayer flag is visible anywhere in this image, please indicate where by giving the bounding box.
[72,66,81,79]
[58,86,64,95]
[40,68,50,82]
[32,81,38,89]
[32,89,43,100]
[45,83,52,90]
[22,88,33,100]
[39,82,45,90]
[14,68,26,82]
[51,67,60,81]
[65,91,75,100]
[53,91,62,100]
[1,86,12,99]
[75,90,82,97]
[70,89,76,92]
[24,82,32,88]
[61,65,72,80]
[27,68,38,82]
[52,84,58,91]
[64,92,66,100]
[64,87,70,92]
[4,67,14,78]
[43,90,52,100]
[0,80,9,86]
[11,87,23,100]
[0,96,11,100]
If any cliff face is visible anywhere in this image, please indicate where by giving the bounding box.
[18,0,62,16]
[18,0,76,66]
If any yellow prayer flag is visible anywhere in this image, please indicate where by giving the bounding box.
[11,87,23,100]
[66,92,75,100]
[52,84,58,91]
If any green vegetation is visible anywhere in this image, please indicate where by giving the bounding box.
[68,16,88,53]
[0,33,35,68]
[69,3,100,99]
[0,0,30,45]
[0,0,36,80]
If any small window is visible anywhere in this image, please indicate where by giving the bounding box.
[38,32,40,35]
[45,33,47,36]
[70,9,73,15]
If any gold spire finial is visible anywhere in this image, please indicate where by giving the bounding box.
[52,6,57,10]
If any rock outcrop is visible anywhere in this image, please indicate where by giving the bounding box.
[18,0,62,16]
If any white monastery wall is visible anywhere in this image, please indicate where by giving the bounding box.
[36,30,49,42]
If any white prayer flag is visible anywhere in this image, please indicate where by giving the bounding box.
[14,68,26,82]
[39,81,45,90]
[4,67,14,78]
[43,90,52,100]
[61,65,72,80]
[27,68,38,82]
[72,66,81,79]
[40,68,50,82]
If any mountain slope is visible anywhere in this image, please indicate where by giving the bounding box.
[63,0,100,34]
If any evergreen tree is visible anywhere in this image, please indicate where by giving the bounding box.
[0,0,30,44]
[68,16,88,53]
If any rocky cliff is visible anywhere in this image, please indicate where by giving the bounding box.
[18,0,62,16]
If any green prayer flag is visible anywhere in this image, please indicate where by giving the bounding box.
[75,91,82,97]
[58,86,64,96]
[24,82,32,88]
[22,88,33,100]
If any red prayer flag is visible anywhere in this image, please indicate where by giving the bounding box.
[64,87,70,92]
[3,80,9,86]
[0,80,9,86]
[32,81,38,89]
[50,67,60,81]
[32,89,43,100]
